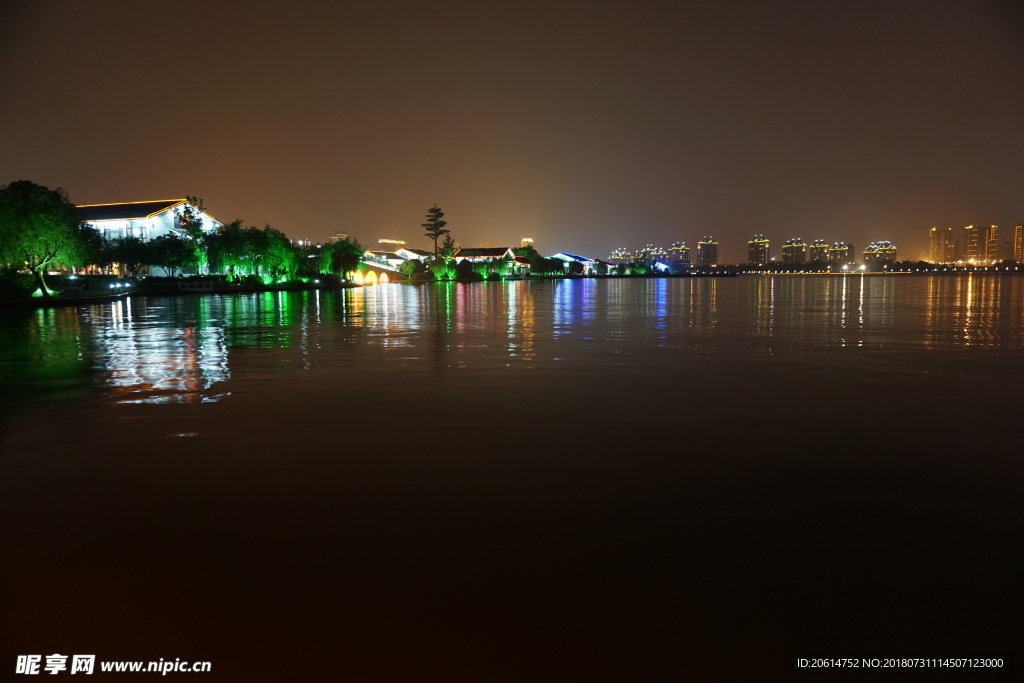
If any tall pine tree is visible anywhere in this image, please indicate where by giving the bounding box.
[422,205,449,257]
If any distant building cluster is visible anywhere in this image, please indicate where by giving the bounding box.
[929,224,1023,265]
[609,235,895,270]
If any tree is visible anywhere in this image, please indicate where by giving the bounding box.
[399,258,426,280]
[422,204,449,257]
[320,237,364,280]
[172,196,209,271]
[262,225,300,281]
[0,180,91,297]
[438,234,457,259]
[109,236,149,278]
[148,233,194,277]
[173,196,207,238]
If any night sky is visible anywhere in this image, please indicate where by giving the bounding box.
[2,0,1022,263]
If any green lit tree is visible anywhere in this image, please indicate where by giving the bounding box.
[0,180,92,296]
[399,258,426,280]
[172,196,209,272]
[438,234,457,259]
[320,236,364,280]
[422,204,449,257]
[262,225,300,281]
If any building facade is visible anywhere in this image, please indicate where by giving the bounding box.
[696,237,718,267]
[77,199,221,242]
[963,224,999,262]
[808,239,829,263]
[864,241,897,266]
[781,238,806,264]
[668,241,691,266]
[929,227,957,264]
[830,242,853,265]
[747,235,770,266]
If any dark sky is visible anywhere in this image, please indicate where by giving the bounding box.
[2,0,1022,262]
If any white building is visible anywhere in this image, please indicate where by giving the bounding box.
[77,199,222,241]
[550,252,608,275]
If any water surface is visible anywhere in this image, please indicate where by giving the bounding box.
[2,276,1021,679]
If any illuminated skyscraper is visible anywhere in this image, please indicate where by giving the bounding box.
[877,241,897,263]
[808,239,829,263]
[830,242,853,265]
[696,237,718,266]
[608,247,631,263]
[864,241,897,265]
[964,224,998,262]
[668,241,691,266]
[929,227,956,264]
[781,238,806,264]
[1014,225,1023,262]
[747,235,769,266]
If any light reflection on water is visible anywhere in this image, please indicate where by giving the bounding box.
[2,274,1024,407]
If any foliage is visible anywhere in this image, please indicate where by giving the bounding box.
[456,259,481,280]
[534,257,566,275]
[320,237,364,279]
[429,258,455,281]
[438,234,457,259]
[399,258,427,280]
[109,236,149,278]
[0,265,35,297]
[0,180,91,296]
[422,204,449,256]
[149,233,196,277]
[172,196,209,271]
[80,224,112,272]
[262,225,300,281]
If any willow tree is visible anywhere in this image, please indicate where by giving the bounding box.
[0,180,91,296]
[320,236,363,280]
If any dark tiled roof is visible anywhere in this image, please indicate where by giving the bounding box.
[77,199,186,221]
[402,248,432,256]
[456,247,512,258]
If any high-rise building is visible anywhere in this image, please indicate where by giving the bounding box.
[964,224,998,262]
[808,239,829,263]
[641,244,668,265]
[830,242,853,265]
[1014,225,1023,262]
[747,235,770,266]
[876,241,897,263]
[696,237,718,267]
[609,247,634,263]
[520,237,534,249]
[668,241,691,266]
[929,227,956,264]
[781,238,806,264]
[864,241,897,265]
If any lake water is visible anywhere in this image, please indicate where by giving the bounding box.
[2,276,1021,680]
